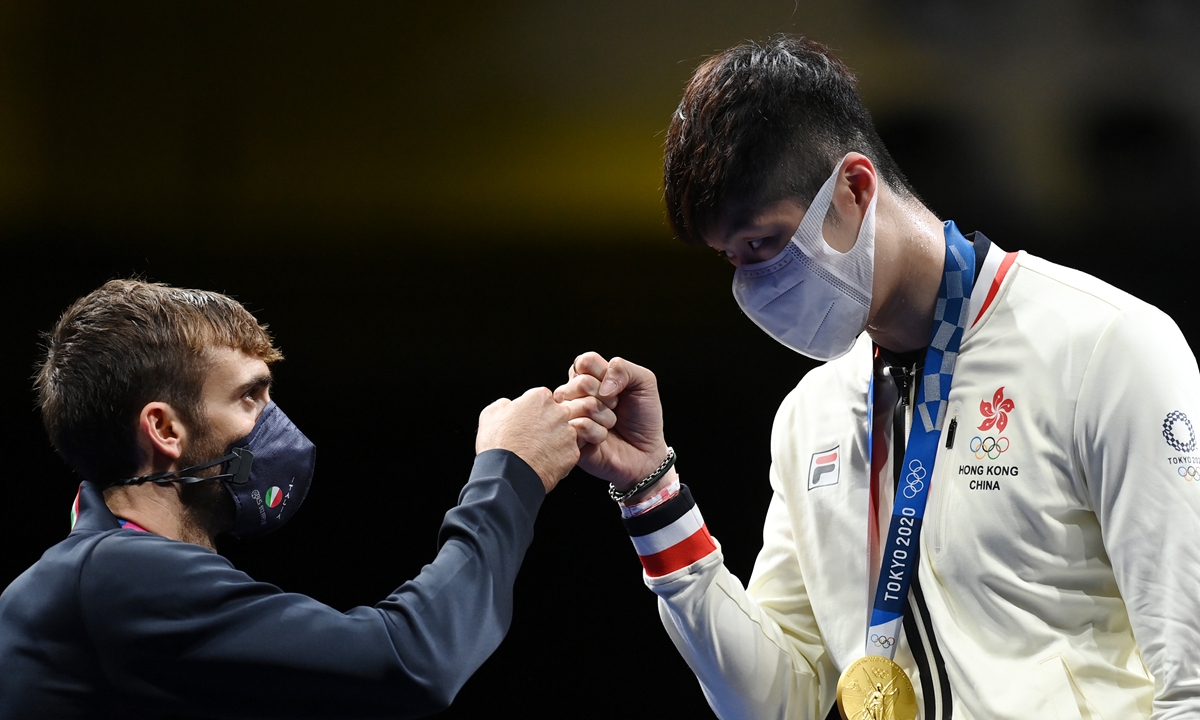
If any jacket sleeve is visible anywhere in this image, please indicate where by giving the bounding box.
[632,476,836,719]
[1074,305,1200,720]
[78,449,544,720]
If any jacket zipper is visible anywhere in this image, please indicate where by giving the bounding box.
[934,412,957,556]
[890,362,917,455]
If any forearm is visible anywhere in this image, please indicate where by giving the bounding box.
[84,449,544,718]
[625,486,831,719]
[372,449,545,710]
[654,554,831,720]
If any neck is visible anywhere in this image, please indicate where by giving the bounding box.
[103,483,218,551]
[865,196,946,353]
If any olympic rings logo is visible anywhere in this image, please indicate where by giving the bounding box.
[1179,466,1200,481]
[903,460,926,499]
[970,436,1010,460]
[870,634,895,648]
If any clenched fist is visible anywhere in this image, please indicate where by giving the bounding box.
[554,352,671,492]
[476,387,615,493]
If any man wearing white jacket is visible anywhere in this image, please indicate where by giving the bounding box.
[557,35,1200,719]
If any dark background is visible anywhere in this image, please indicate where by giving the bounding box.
[3,2,1199,717]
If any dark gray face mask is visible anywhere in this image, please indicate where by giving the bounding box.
[113,402,316,538]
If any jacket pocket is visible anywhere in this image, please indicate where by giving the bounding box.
[932,403,962,559]
[1036,654,1104,720]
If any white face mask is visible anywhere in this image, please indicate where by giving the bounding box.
[732,155,877,361]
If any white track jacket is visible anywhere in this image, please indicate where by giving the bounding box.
[630,249,1200,719]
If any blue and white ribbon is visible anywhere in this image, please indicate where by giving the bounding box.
[866,221,975,659]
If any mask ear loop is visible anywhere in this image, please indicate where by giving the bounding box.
[110,448,255,487]
[790,153,877,300]
[791,157,844,257]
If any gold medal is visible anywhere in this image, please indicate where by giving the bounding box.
[836,655,918,720]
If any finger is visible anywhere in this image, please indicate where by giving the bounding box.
[554,373,602,403]
[553,382,569,402]
[555,382,619,409]
[599,357,655,401]
[564,396,617,429]
[572,352,610,383]
[570,417,608,446]
[565,374,618,409]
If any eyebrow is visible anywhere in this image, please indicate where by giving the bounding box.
[716,212,786,248]
[235,374,274,399]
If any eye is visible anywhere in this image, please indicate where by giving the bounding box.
[242,381,271,405]
[753,235,782,252]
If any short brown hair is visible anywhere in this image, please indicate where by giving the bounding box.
[664,35,914,246]
[35,279,283,484]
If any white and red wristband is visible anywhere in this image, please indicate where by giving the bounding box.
[621,484,717,577]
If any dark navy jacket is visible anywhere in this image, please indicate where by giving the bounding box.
[0,449,545,719]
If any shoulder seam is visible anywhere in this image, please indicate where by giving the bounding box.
[1016,258,1125,314]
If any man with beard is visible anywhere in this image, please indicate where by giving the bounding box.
[557,35,1200,719]
[0,279,612,718]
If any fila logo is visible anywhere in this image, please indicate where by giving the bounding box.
[808,447,840,490]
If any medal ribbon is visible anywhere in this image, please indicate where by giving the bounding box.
[865,221,975,660]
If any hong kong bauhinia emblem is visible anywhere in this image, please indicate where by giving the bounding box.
[977,387,1014,432]
[971,387,1014,461]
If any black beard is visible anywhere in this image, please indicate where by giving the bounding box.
[177,430,237,543]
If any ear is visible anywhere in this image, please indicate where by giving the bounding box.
[834,152,878,218]
[822,153,878,252]
[137,402,188,468]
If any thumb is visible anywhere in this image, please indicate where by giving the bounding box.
[598,357,641,400]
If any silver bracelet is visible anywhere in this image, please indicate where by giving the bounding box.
[609,447,676,503]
